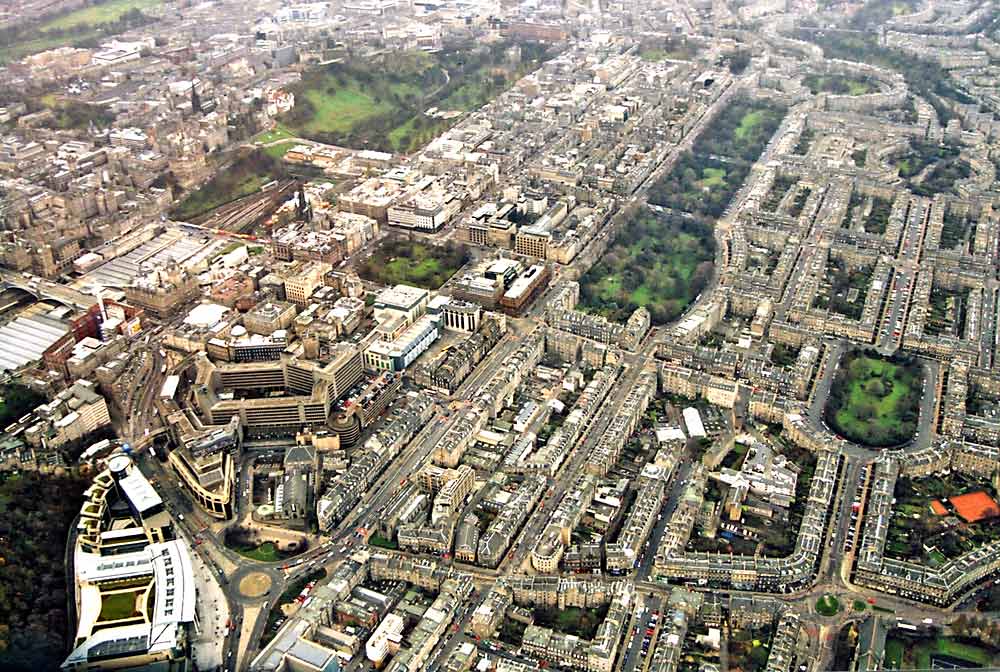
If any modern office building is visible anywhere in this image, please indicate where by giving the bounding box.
[64,454,197,671]
[193,344,364,435]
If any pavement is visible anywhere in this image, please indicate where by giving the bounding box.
[190,537,233,671]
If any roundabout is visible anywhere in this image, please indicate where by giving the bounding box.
[231,565,282,604]
[238,571,273,598]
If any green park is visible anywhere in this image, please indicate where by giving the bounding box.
[647,99,786,218]
[815,594,840,616]
[885,634,995,670]
[802,73,876,96]
[824,349,923,447]
[278,43,552,153]
[579,98,784,326]
[639,35,702,62]
[231,541,294,563]
[0,0,161,63]
[357,237,470,290]
[891,141,969,197]
[579,208,715,325]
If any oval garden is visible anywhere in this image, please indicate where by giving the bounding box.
[823,349,924,447]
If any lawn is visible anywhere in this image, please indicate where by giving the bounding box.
[802,74,875,96]
[885,634,994,670]
[0,0,160,63]
[936,638,991,666]
[357,237,470,290]
[99,591,139,621]
[280,43,553,153]
[263,142,298,160]
[300,85,394,137]
[369,534,399,550]
[734,110,765,142]
[824,350,923,447]
[815,594,840,616]
[534,605,609,640]
[579,208,715,325]
[42,0,161,30]
[698,167,727,189]
[233,542,287,562]
[253,125,295,145]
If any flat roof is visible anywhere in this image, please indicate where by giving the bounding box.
[682,407,706,438]
[119,467,163,514]
[184,302,230,328]
[160,375,180,399]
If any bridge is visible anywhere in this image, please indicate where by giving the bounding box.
[0,270,97,311]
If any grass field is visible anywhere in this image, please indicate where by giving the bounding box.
[253,125,295,145]
[640,48,671,61]
[228,539,306,563]
[0,0,160,63]
[43,0,160,30]
[534,606,608,640]
[357,237,469,290]
[233,542,284,562]
[263,142,298,160]
[734,110,766,142]
[802,73,875,96]
[699,166,727,188]
[300,85,394,137]
[815,594,840,616]
[99,591,139,621]
[824,351,922,447]
[639,37,701,61]
[280,45,552,153]
[368,534,399,550]
[885,635,994,670]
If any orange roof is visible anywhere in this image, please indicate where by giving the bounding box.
[929,500,948,516]
[950,491,1000,523]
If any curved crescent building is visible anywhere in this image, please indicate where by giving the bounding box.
[63,454,198,671]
